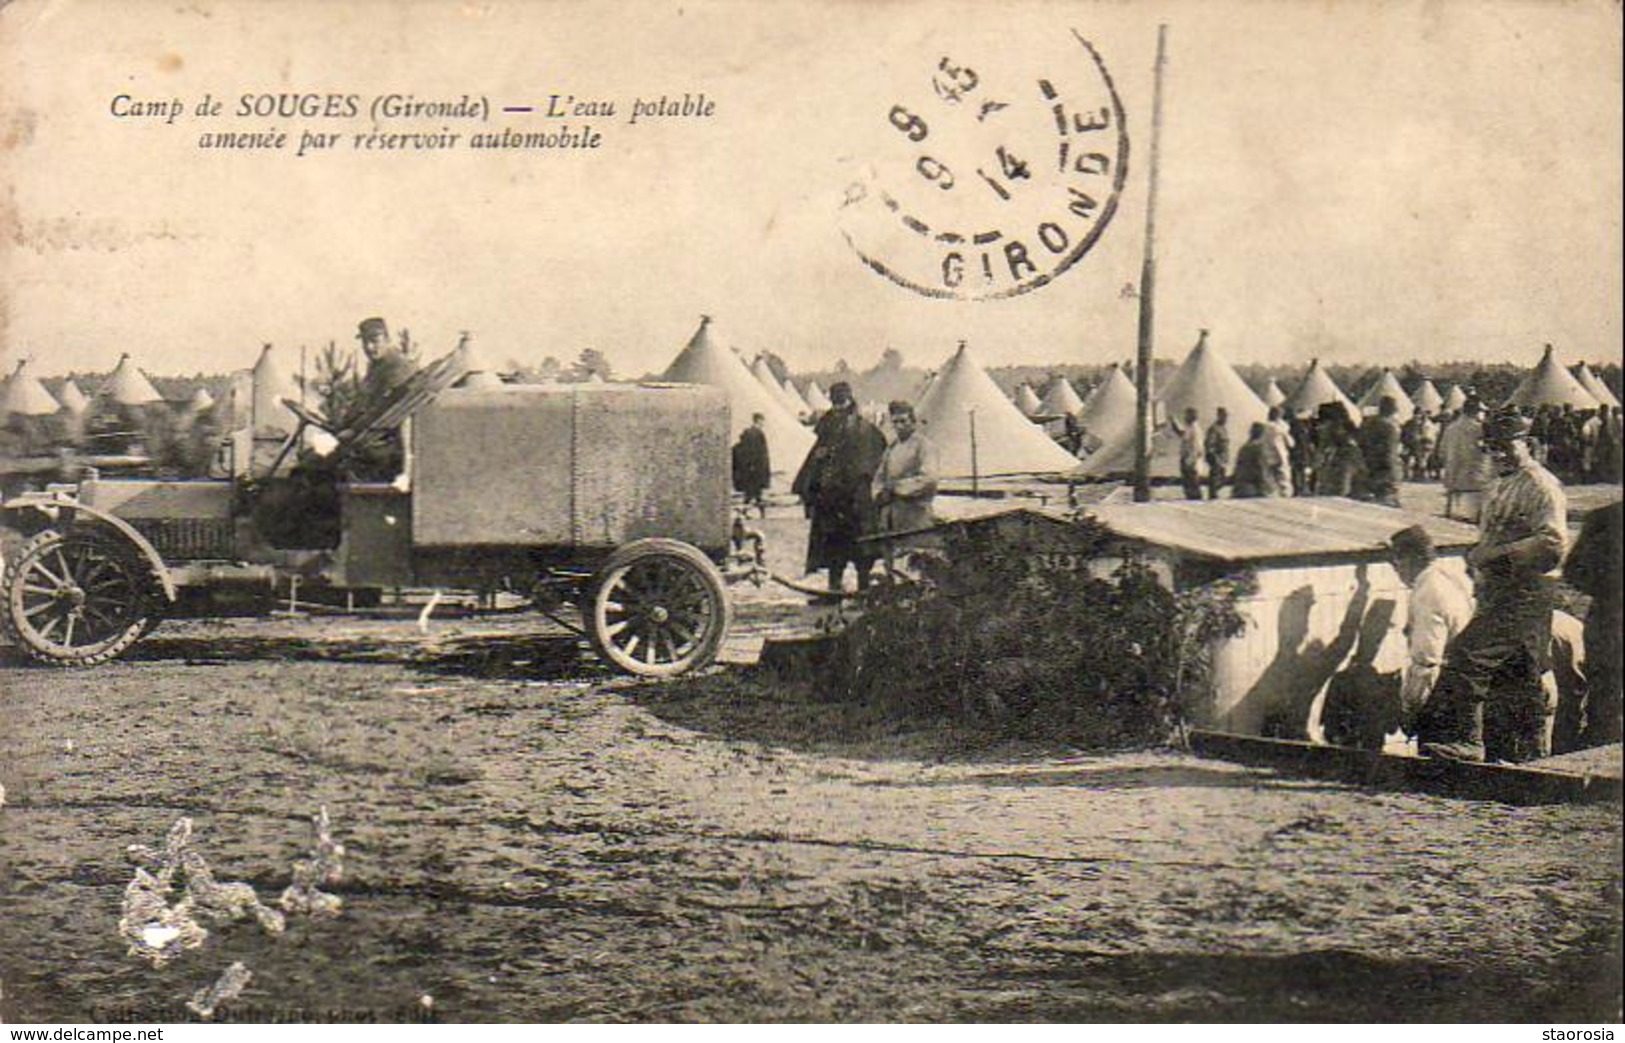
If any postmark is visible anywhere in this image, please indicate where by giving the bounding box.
[839,29,1129,301]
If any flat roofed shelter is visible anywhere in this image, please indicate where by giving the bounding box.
[944,497,1480,740]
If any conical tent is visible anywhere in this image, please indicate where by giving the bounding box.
[187,387,216,411]
[1075,363,1138,449]
[1441,384,1468,412]
[0,358,63,416]
[1078,330,1269,479]
[454,336,504,389]
[780,375,811,413]
[57,378,90,414]
[1284,358,1358,420]
[1506,344,1598,410]
[250,344,301,435]
[1357,369,1415,422]
[1262,379,1286,408]
[914,342,1079,479]
[99,353,163,405]
[752,356,806,418]
[1573,363,1621,409]
[1039,375,1085,417]
[661,317,813,474]
[1411,379,1443,415]
[1013,382,1044,417]
[804,380,832,412]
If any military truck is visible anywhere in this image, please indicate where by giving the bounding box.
[0,350,740,677]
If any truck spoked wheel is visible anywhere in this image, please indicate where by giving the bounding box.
[586,538,730,677]
[2,530,156,666]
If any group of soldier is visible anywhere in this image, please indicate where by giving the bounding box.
[1379,412,1621,763]
[732,381,940,600]
[1162,394,1624,513]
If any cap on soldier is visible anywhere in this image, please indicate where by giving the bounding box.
[357,317,389,341]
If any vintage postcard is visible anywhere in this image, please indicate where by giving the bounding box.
[0,0,1620,1026]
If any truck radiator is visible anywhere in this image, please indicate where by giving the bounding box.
[128,518,235,559]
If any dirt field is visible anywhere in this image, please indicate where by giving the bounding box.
[1,484,1621,1023]
[1,604,1620,1024]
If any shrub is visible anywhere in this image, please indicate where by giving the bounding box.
[830,515,1252,748]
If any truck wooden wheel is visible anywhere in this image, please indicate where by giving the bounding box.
[586,538,730,677]
[2,529,156,666]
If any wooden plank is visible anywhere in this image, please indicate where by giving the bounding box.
[1188,729,1623,806]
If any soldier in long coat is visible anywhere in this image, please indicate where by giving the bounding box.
[792,381,886,596]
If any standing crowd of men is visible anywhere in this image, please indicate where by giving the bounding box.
[1161,392,1623,514]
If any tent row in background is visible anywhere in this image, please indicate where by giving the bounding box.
[5,325,1619,486]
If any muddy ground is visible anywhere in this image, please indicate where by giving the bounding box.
[1,607,1620,1024]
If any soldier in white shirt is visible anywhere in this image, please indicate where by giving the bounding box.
[1387,525,1475,745]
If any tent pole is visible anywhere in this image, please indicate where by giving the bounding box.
[1133,24,1169,503]
[969,408,979,496]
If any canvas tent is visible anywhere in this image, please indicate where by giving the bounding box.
[1284,358,1358,420]
[1038,375,1085,417]
[0,358,62,417]
[186,387,216,411]
[1262,379,1286,409]
[804,380,832,412]
[1572,362,1621,409]
[453,336,504,389]
[1013,382,1044,417]
[1075,363,1138,451]
[661,317,813,475]
[1441,384,1468,413]
[56,378,90,415]
[1357,369,1415,423]
[98,353,163,406]
[752,355,807,419]
[1506,344,1598,411]
[247,344,303,436]
[914,341,1078,479]
[1076,330,1268,479]
[780,375,811,414]
[1411,379,1444,415]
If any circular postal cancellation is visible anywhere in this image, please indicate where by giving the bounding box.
[838,28,1129,301]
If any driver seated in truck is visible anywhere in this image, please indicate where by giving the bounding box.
[347,316,418,482]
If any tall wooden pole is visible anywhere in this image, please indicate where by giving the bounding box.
[1133,25,1169,503]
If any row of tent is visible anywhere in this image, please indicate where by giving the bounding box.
[0,354,205,419]
[8,320,1620,484]
[1012,344,1620,429]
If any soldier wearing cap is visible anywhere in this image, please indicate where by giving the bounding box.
[1416,411,1567,763]
[348,316,418,481]
[1386,524,1475,743]
[792,380,887,598]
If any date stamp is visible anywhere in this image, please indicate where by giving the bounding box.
[839,29,1129,301]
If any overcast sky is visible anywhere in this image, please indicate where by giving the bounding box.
[2,0,1620,378]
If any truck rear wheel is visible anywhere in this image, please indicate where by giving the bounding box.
[2,529,157,667]
[585,538,730,677]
